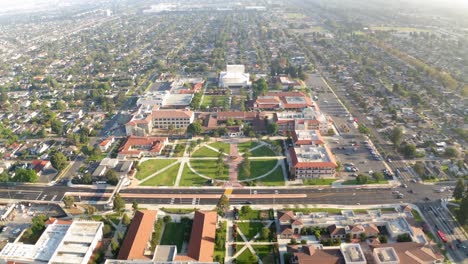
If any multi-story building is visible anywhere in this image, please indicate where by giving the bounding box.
[0,219,103,264]
[152,109,194,129]
[254,91,313,111]
[219,65,251,88]
[274,107,330,134]
[288,144,337,179]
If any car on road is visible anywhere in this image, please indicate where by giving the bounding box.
[401,184,408,188]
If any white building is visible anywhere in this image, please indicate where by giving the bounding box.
[219,65,251,88]
[0,219,103,264]
[386,217,413,240]
[373,247,400,264]
[340,243,367,264]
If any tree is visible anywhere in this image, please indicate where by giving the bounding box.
[379,235,388,243]
[187,122,203,135]
[261,227,271,240]
[132,201,139,212]
[413,162,425,177]
[356,174,370,184]
[14,168,38,182]
[111,238,119,256]
[86,205,96,215]
[267,123,278,135]
[453,179,465,200]
[216,149,225,179]
[389,127,403,148]
[63,196,75,208]
[51,119,63,135]
[360,233,367,241]
[82,173,93,184]
[216,194,230,216]
[240,152,251,178]
[0,172,9,182]
[345,233,352,242]
[456,194,468,225]
[373,172,384,182]
[252,78,268,98]
[50,152,68,171]
[358,124,371,134]
[122,213,131,226]
[106,169,119,185]
[163,215,172,223]
[444,147,458,158]
[113,194,125,212]
[396,233,412,242]
[400,144,416,158]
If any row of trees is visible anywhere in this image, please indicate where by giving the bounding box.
[453,179,468,227]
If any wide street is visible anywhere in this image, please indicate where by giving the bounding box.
[0,182,450,206]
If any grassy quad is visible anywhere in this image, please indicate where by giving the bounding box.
[251,146,276,157]
[236,222,264,241]
[191,146,220,157]
[179,164,209,186]
[253,245,278,264]
[255,167,284,186]
[201,95,228,109]
[237,141,260,153]
[140,163,180,186]
[239,159,277,180]
[209,141,231,153]
[160,222,189,252]
[136,159,177,180]
[180,160,229,186]
[236,246,256,264]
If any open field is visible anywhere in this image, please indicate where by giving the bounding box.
[140,163,180,186]
[136,159,177,180]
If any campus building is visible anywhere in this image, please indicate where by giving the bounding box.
[218,65,251,88]
[288,144,337,179]
[152,109,194,130]
[0,219,103,264]
[117,136,168,159]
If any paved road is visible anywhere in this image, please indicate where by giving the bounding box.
[0,183,450,206]
[417,201,468,262]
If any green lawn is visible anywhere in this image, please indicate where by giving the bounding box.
[140,163,180,186]
[136,159,177,180]
[209,142,230,153]
[179,164,210,186]
[236,222,264,241]
[239,209,273,221]
[253,245,278,264]
[160,222,188,252]
[238,141,260,153]
[191,146,219,157]
[251,146,276,157]
[239,159,277,180]
[255,167,285,186]
[214,221,227,263]
[236,246,256,264]
[190,159,229,179]
[201,95,228,108]
[342,179,388,185]
[303,178,336,185]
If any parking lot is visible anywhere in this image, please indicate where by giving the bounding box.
[308,73,388,180]
[0,203,66,243]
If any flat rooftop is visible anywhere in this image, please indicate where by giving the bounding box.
[373,247,399,263]
[294,145,332,163]
[163,94,193,106]
[340,243,366,263]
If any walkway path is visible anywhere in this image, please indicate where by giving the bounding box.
[138,161,180,185]
[174,140,190,186]
[228,143,242,184]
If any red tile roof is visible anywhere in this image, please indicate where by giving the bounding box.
[118,136,167,155]
[118,210,157,260]
[187,211,217,262]
[152,109,193,119]
[31,160,50,173]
